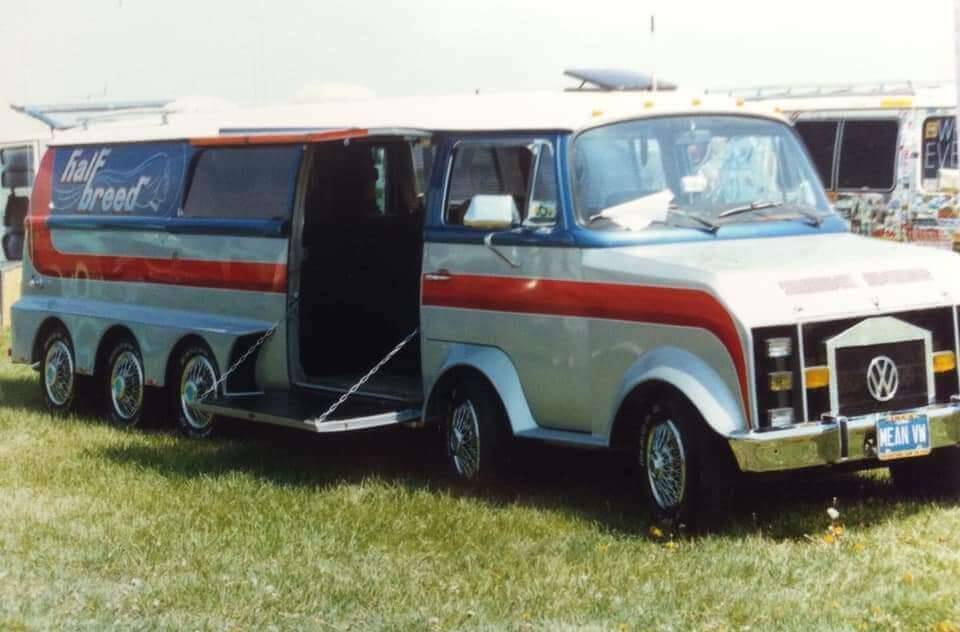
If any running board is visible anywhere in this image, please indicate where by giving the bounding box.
[196,391,421,434]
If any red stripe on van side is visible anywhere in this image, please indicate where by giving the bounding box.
[27,149,287,293]
[422,272,751,424]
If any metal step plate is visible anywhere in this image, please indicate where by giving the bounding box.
[196,391,421,434]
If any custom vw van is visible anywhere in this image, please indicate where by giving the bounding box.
[11,84,960,523]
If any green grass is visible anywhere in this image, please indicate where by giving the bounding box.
[2,335,960,630]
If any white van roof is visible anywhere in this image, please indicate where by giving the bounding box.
[715,81,956,113]
[47,91,784,146]
[0,102,52,146]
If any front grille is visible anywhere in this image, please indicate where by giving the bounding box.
[802,307,955,420]
[835,341,928,416]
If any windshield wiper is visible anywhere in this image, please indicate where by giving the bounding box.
[667,208,719,233]
[718,201,824,227]
[718,200,781,218]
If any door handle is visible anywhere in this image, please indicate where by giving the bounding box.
[484,232,520,268]
[28,276,45,290]
[425,269,452,281]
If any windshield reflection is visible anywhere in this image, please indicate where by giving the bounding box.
[573,115,834,231]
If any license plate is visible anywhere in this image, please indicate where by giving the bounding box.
[876,414,931,461]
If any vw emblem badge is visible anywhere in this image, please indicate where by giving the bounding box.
[866,355,899,402]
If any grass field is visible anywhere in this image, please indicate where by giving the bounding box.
[2,337,960,630]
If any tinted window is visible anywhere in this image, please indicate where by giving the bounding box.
[445,144,536,226]
[922,116,958,181]
[837,120,898,190]
[795,121,838,189]
[183,146,301,220]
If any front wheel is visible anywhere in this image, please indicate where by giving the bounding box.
[172,345,220,438]
[443,377,508,483]
[637,396,734,528]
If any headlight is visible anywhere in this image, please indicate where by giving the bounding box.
[766,337,792,359]
[753,326,803,429]
[768,407,795,428]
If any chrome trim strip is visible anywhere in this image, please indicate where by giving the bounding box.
[797,322,809,423]
[197,400,420,433]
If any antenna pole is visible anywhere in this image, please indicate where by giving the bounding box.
[650,14,657,92]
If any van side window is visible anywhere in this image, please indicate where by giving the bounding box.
[837,120,898,190]
[527,143,559,225]
[922,117,958,181]
[795,121,838,189]
[183,146,302,220]
[445,141,557,227]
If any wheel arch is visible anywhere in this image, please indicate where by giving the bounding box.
[93,325,141,379]
[32,316,71,364]
[607,346,747,450]
[422,344,535,435]
[164,333,215,392]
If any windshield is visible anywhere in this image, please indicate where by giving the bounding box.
[573,115,834,231]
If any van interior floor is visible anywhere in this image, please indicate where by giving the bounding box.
[302,373,423,405]
[198,389,421,433]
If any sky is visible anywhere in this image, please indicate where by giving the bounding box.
[0,0,956,107]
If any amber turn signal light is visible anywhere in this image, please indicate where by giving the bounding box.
[933,350,957,374]
[804,366,830,389]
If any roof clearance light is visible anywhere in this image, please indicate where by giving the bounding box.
[805,366,830,389]
[768,407,795,428]
[933,350,957,374]
[691,98,702,106]
[766,337,792,359]
[591,109,604,117]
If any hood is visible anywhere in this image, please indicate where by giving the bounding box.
[584,233,960,327]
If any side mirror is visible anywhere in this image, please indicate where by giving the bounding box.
[463,194,519,230]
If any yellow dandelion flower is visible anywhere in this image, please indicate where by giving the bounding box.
[902,572,914,585]
[619,625,629,632]
[649,526,663,539]
[853,543,865,553]
[665,541,678,550]
[935,621,959,632]
[822,533,835,545]
[522,612,531,621]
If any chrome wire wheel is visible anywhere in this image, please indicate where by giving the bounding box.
[180,355,217,431]
[109,350,143,421]
[44,339,74,407]
[645,419,687,510]
[449,400,481,479]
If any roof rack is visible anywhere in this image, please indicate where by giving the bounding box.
[10,99,174,131]
[710,80,949,101]
[564,68,677,92]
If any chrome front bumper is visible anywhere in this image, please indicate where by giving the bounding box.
[728,404,960,473]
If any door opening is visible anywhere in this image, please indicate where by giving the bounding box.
[294,138,426,402]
